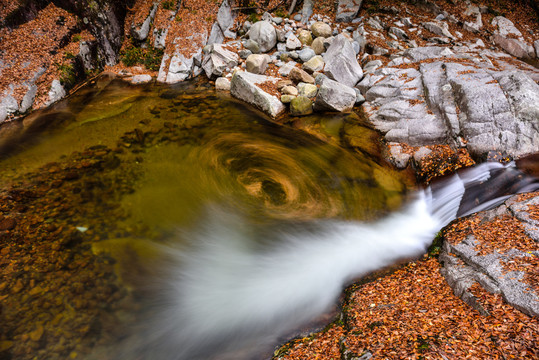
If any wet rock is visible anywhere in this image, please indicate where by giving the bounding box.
[290,96,313,116]
[246,54,269,74]
[324,34,363,88]
[202,44,239,79]
[0,217,16,231]
[130,75,152,84]
[314,77,356,112]
[302,55,325,73]
[289,67,315,84]
[249,21,277,53]
[286,34,301,51]
[230,71,285,118]
[215,77,231,91]
[388,144,411,169]
[311,22,332,38]
[336,0,363,23]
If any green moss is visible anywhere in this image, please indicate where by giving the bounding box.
[427,231,443,257]
[121,46,164,71]
[57,63,77,88]
[247,12,260,23]
[162,0,175,10]
[72,34,82,42]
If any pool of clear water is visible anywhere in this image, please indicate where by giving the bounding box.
[0,76,413,360]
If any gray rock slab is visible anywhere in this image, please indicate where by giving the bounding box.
[131,1,159,41]
[19,84,37,113]
[440,194,539,317]
[230,71,285,118]
[314,77,356,112]
[324,34,363,88]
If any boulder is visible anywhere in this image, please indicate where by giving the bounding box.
[311,37,325,55]
[244,39,261,54]
[286,34,302,50]
[289,67,315,84]
[216,0,235,38]
[422,21,455,40]
[202,44,239,79]
[230,71,285,118]
[297,30,313,46]
[130,74,152,84]
[336,0,363,23]
[215,77,231,91]
[280,94,296,103]
[389,27,408,40]
[246,54,269,74]
[297,83,318,98]
[46,80,66,106]
[290,96,313,116]
[314,77,356,112]
[302,55,325,73]
[249,21,277,53]
[323,34,363,87]
[298,48,316,63]
[281,85,298,96]
[311,22,332,38]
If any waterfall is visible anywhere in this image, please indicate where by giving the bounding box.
[106,161,538,360]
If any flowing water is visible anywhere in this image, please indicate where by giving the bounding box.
[0,76,537,360]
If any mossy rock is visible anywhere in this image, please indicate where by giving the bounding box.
[290,96,313,116]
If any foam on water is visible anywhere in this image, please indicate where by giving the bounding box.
[107,162,538,360]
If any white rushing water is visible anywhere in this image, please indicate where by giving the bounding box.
[109,162,537,360]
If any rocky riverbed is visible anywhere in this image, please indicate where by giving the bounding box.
[1,0,539,359]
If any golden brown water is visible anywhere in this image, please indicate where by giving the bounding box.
[0,76,412,360]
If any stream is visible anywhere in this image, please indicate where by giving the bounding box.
[0,76,534,360]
